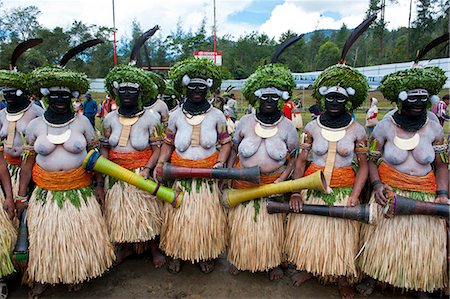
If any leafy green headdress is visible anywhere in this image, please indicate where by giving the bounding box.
[168,58,222,95]
[28,39,103,101]
[379,33,448,107]
[105,64,158,110]
[379,67,446,106]
[312,64,369,111]
[0,39,43,95]
[242,63,296,110]
[312,16,377,111]
[28,66,90,97]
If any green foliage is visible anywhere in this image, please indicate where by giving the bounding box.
[379,66,447,102]
[28,65,90,95]
[312,64,369,110]
[104,64,158,109]
[242,64,295,108]
[168,57,222,95]
[0,70,28,92]
[315,41,340,70]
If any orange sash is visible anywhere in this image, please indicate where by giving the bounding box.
[4,153,21,166]
[32,164,92,191]
[232,160,282,189]
[170,151,218,169]
[378,162,436,194]
[304,162,355,188]
[109,149,152,170]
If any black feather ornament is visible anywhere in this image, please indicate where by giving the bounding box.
[271,34,304,63]
[10,38,43,70]
[59,38,104,67]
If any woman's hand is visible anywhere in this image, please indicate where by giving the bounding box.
[289,193,304,213]
[3,197,15,220]
[373,183,387,206]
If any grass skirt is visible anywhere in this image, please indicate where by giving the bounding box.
[105,178,162,243]
[284,189,361,282]
[27,187,115,285]
[227,198,284,272]
[358,191,447,292]
[0,192,16,278]
[160,179,227,262]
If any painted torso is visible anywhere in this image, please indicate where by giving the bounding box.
[0,104,44,158]
[26,114,94,171]
[373,115,443,176]
[306,118,366,168]
[168,107,227,160]
[145,99,169,122]
[235,114,299,174]
[104,109,161,153]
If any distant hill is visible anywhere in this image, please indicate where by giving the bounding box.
[303,29,337,41]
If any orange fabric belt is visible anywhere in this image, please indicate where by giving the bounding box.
[170,151,218,169]
[32,164,92,191]
[304,162,355,188]
[232,160,282,189]
[5,153,21,166]
[378,161,436,194]
[109,149,152,170]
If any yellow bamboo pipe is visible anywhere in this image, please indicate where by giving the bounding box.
[83,150,183,208]
[221,170,327,208]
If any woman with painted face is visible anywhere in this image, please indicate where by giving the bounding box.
[16,59,114,297]
[0,40,44,199]
[226,64,298,280]
[357,65,449,296]
[154,58,231,274]
[284,64,369,299]
[101,65,165,268]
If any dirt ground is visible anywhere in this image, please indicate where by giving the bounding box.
[8,253,416,299]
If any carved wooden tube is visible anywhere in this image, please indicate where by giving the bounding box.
[266,200,375,224]
[385,194,450,218]
[157,163,261,183]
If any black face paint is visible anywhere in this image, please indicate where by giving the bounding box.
[118,86,141,116]
[393,94,428,131]
[44,90,75,125]
[320,92,352,129]
[186,82,207,103]
[183,83,211,115]
[256,94,282,125]
[3,88,30,113]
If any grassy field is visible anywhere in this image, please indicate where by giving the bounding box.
[88,90,450,135]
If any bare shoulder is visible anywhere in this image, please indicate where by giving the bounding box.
[30,103,44,116]
[26,116,44,134]
[425,118,444,139]
[103,110,118,126]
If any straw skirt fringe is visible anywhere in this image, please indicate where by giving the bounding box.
[358,191,447,292]
[0,193,16,278]
[160,179,227,262]
[27,188,115,285]
[284,190,361,281]
[105,179,162,243]
[227,198,284,272]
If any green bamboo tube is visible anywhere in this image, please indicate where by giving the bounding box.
[83,150,183,208]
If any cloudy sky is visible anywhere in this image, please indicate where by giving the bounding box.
[3,0,415,40]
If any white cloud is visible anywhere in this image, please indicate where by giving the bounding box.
[1,0,421,42]
[259,0,414,39]
[2,0,254,39]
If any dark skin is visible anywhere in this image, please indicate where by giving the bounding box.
[288,96,368,299]
[226,94,293,281]
[101,86,165,268]
[0,154,14,220]
[153,82,231,274]
[371,95,449,206]
[15,92,105,218]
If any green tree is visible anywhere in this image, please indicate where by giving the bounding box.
[2,5,41,41]
[315,41,340,70]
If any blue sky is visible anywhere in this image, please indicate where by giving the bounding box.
[3,0,414,40]
[229,0,284,25]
